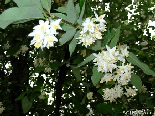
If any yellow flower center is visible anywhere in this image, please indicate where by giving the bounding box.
[128,66,132,70]
[41,26,45,30]
[53,25,59,30]
[126,54,129,57]
[34,43,41,48]
[99,15,102,19]
[87,24,92,29]
[100,65,103,69]
[48,38,54,42]
[35,34,40,39]
[113,78,116,81]
[89,40,92,45]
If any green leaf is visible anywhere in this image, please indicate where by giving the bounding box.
[77,2,85,25]
[36,76,44,88]
[97,103,112,114]
[13,0,42,8]
[69,30,80,56]
[113,104,123,116]
[52,13,69,22]
[139,93,148,102]
[146,99,154,109]
[88,40,101,51]
[91,66,103,86]
[35,67,44,73]
[22,96,32,114]
[67,0,78,24]
[102,29,115,47]
[55,7,67,14]
[41,0,51,12]
[109,26,121,48]
[15,92,27,101]
[71,66,81,81]
[130,74,142,90]
[77,53,95,67]
[0,7,44,29]
[5,0,11,4]
[50,62,62,71]
[62,23,75,31]
[126,52,155,75]
[75,3,80,16]
[59,28,76,45]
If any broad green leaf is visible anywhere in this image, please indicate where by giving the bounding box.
[0,7,44,29]
[5,0,11,4]
[41,0,51,12]
[69,31,80,56]
[109,26,121,48]
[77,2,85,24]
[36,76,44,88]
[75,3,80,16]
[71,66,81,81]
[50,62,62,71]
[122,25,137,29]
[102,29,115,47]
[146,99,154,109]
[97,103,112,114]
[52,13,69,22]
[55,7,67,14]
[126,52,155,75]
[67,0,78,24]
[113,104,123,116]
[62,23,75,31]
[130,74,142,90]
[139,93,148,102]
[35,67,44,73]
[22,96,32,114]
[15,91,27,101]
[91,66,103,86]
[88,40,101,51]
[73,99,89,114]
[77,53,95,67]
[59,28,76,45]
[13,0,42,8]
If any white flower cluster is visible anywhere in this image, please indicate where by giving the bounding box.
[76,12,106,47]
[0,102,5,114]
[28,19,62,49]
[93,44,137,102]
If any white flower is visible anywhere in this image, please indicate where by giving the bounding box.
[77,33,95,47]
[3,41,10,50]
[44,67,52,73]
[33,20,50,32]
[86,108,93,116]
[103,85,123,102]
[82,18,95,33]
[87,92,93,100]
[94,12,106,23]
[50,19,62,34]
[125,87,137,97]
[43,34,58,48]
[28,19,62,49]
[0,107,5,114]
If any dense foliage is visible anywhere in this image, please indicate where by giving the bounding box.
[0,0,155,115]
